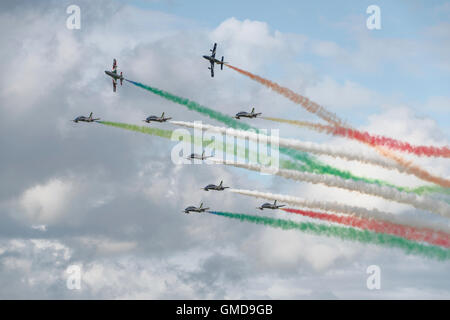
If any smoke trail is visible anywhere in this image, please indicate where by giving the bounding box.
[98,121,174,139]
[126,80,254,131]
[224,66,449,186]
[125,79,400,189]
[211,159,450,217]
[279,158,448,197]
[97,121,439,197]
[170,120,405,172]
[229,188,450,233]
[208,211,450,261]
[225,64,346,127]
[282,208,450,248]
[375,146,450,188]
[263,117,450,158]
[227,64,449,162]
[264,117,450,189]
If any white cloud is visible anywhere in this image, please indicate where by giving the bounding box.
[211,17,307,70]
[18,178,75,225]
[304,76,378,110]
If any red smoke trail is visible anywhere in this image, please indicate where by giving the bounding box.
[263,117,450,188]
[225,64,346,127]
[227,65,450,186]
[227,64,449,158]
[286,119,449,158]
[374,146,450,188]
[324,123,449,158]
[282,208,450,248]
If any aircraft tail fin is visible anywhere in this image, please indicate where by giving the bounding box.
[219,180,223,187]
[161,112,165,118]
[251,107,255,114]
[89,112,93,120]
[274,200,277,205]
[120,72,123,85]
[221,56,224,69]
[200,202,203,209]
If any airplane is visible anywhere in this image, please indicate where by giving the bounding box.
[104,59,124,92]
[257,200,285,210]
[235,107,262,119]
[183,202,210,214]
[203,180,229,191]
[72,112,100,123]
[143,112,172,123]
[202,43,226,77]
[187,151,213,160]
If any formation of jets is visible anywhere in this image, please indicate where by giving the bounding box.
[104,59,124,92]
[143,112,172,123]
[74,48,280,214]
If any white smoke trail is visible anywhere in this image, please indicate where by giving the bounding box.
[209,158,450,218]
[229,188,450,233]
[170,120,406,173]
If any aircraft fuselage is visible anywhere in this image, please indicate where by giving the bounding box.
[105,70,123,80]
[145,117,166,123]
[203,55,224,65]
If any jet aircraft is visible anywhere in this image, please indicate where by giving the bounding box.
[184,202,210,214]
[257,200,285,210]
[143,112,172,123]
[187,151,213,160]
[104,59,124,92]
[72,112,100,123]
[203,181,229,191]
[202,43,225,77]
[235,107,262,119]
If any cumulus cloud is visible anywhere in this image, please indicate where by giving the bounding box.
[304,76,379,110]
[18,178,75,225]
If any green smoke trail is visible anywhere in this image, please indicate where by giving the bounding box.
[98,121,269,163]
[98,121,173,139]
[279,159,448,197]
[126,80,254,131]
[98,121,213,148]
[209,211,450,261]
[98,120,448,198]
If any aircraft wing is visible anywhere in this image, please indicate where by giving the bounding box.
[211,43,217,58]
[113,79,117,92]
[210,61,214,77]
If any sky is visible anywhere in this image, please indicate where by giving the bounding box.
[0,0,449,299]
